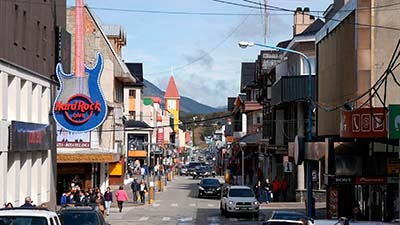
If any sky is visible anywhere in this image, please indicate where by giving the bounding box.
[67,0,332,108]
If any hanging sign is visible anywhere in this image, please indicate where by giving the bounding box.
[340,107,387,138]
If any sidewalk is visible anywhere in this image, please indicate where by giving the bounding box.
[260,201,326,209]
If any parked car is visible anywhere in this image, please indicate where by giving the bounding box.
[262,219,304,225]
[58,206,109,225]
[198,178,222,198]
[180,165,188,176]
[220,185,259,217]
[314,218,394,225]
[0,207,62,225]
[270,211,313,224]
[193,166,210,179]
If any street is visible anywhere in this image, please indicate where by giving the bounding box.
[106,176,326,225]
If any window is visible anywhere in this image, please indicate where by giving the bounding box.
[167,100,176,110]
[129,90,136,97]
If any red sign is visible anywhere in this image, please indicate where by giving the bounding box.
[340,108,387,138]
[157,128,164,144]
[54,94,101,124]
[356,177,387,185]
[185,131,191,143]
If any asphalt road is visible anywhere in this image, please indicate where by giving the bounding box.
[106,176,326,225]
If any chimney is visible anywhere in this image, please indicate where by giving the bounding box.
[293,7,315,36]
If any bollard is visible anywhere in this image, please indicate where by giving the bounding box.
[161,177,165,191]
[149,181,154,204]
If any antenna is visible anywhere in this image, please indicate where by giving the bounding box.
[261,0,270,44]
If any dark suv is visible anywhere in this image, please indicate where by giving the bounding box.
[58,206,109,225]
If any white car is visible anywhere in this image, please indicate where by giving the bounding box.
[0,208,61,225]
[220,185,259,217]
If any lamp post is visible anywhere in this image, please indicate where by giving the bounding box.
[239,142,247,185]
[239,41,314,218]
[143,141,149,187]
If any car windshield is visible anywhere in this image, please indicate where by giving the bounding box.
[59,212,99,225]
[229,188,254,197]
[201,179,219,185]
[0,216,47,225]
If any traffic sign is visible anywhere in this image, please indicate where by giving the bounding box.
[389,105,400,139]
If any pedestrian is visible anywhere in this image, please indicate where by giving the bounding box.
[140,166,146,180]
[5,202,13,208]
[139,180,148,204]
[254,180,264,203]
[131,178,139,204]
[103,187,113,216]
[115,185,128,212]
[95,192,106,218]
[20,196,35,208]
[263,178,272,204]
[272,176,281,202]
[281,176,288,202]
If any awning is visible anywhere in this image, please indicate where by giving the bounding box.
[57,152,120,163]
[236,132,262,145]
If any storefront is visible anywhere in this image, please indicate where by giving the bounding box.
[56,152,120,204]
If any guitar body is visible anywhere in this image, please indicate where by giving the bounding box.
[53,53,107,132]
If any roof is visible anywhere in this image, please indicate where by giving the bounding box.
[237,132,262,144]
[124,121,151,129]
[164,76,180,99]
[229,185,251,189]
[102,24,123,37]
[277,40,291,48]
[0,208,57,217]
[126,63,143,82]
[296,19,325,37]
[240,62,256,91]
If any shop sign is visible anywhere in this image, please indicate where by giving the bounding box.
[329,176,355,184]
[387,158,400,174]
[57,153,119,163]
[283,156,293,173]
[356,177,387,185]
[9,121,50,151]
[157,128,164,144]
[389,105,400,139]
[340,107,387,138]
[56,125,91,148]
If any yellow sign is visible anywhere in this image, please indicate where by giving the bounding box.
[128,150,147,157]
[387,158,400,174]
[109,162,123,176]
[57,153,119,163]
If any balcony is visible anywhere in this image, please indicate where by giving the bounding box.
[271,75,316,106]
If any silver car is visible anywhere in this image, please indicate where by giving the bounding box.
[220,185,259,217]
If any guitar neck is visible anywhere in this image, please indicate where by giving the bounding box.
[75,0,84,77]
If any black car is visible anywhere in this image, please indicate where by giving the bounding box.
[198,178,222,198]
[58,206,109,225]
[187,162,202,176]
[193,166,209,179]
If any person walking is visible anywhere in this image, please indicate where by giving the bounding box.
[103,187,113,216]
[139,180,148,204]
[272,176,281,202]
[254,180,264,203]
[263,178,272,204]
[115,185,128,212]
[281,176,288,202]
[131,178,139,204]
[95,192,106,218]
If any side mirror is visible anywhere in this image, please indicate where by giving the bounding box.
[198,182,201,185]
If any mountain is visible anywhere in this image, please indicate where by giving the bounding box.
[143,79,223,114]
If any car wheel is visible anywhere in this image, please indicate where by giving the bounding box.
[198,192,202,198]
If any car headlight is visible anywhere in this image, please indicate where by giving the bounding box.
[216,187,221,191]
[253,201,259,205]
[228,200,234,205]
[198,186,204,190]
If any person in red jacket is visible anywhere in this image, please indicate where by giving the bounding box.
[272,176,281,202]
[281,176,289,202]
[115,185,128,212]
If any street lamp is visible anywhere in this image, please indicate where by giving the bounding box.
[239,41,314,218]
[239,142,247,185]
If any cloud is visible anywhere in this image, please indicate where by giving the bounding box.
[182,49,214,69]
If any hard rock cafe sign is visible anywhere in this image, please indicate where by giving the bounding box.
[53,0,107,132]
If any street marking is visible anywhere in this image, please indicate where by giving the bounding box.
[189,203,196,207]
[152,203,160,207]
[139,217,149,221]
[228,217,238,221]
[171,203,178,207]
[208,204,214,207]
[207,216,220,222]
[162,217,171,221]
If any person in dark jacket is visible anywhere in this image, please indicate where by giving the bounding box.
[131,179,139,204]
[263,178,272,203]
[103,187,113,216]
[20,196,35,208]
